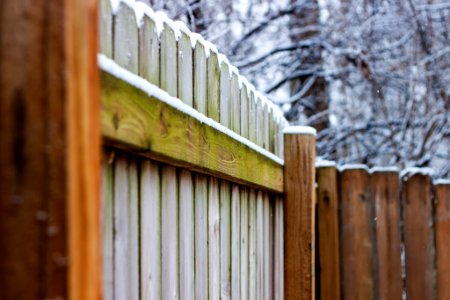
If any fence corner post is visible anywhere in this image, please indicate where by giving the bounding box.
[283,126,316,300]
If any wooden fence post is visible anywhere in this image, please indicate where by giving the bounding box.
[435,180,450,300]
[402,170,436,300]
[284,126,316,300]
[0,0,101,298]
[316,163,340,300]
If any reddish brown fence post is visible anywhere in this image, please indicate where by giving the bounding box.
[338,166,376,299]
[402,171,436,300]
[371,169,402,300]
[0,0,101,298]
[434,180,450,299]
[284,126,316,300]
[316,164,340,300]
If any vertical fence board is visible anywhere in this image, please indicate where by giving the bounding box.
[248,91,257,144]
[195,174,209,299]
[113,3,138,73]
[248,189,258,300]
[139,13,160,86]
[128,161,140,300]
[263,193,271,300]
[161,24,178,97]
[209,177,221,300]
[284,132,316,300]
[207,51,220,122]
[435,182,450,300]
[161,166,179,300]
[240,85,249,139]
[178,32,194,107]
[371,171,402,300]
[230,72,241,134]
[180,170,195,300]
[240,188,249,300]
[99,0,113,57]
[255,97,264,148]
[220,181,232,299]
[231,185,241,299]
[256,190,265,299]
[402,173,435,300]
[195,42,207,114]
[274,196,284,300]
[140,160,161,300]
[219,62,231,127]
[102,156,114,300]
[316,166,340,300]
[339,168,375,300]
[114,156,130,300]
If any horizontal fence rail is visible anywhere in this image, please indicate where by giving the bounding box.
[315,164,450,300]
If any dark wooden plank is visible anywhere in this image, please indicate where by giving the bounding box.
[284,132,316,300]
[338,167,375,300]
[0,0,101,298]
[316,166,340,300]
[434,182,450,300]
[402,173,436,300]
[371,171,402,300]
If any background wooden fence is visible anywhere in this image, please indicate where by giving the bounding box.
[316,164,450,300]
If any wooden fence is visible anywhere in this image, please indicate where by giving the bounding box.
[99,1,292,299]
[316,164,450,300]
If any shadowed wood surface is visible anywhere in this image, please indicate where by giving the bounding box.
[435,183,450,300]
[371,171,402,300]
[284,133,316,300]
[100,71,284,192]
[402,174,435,300]
[339,168,375,300]
[316,166,340,300]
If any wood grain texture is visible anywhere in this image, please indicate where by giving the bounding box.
[219,62,231,127]
[194,42,207,114]
[256,191,265,300]
[113,3,138,72]
[178,31,194,107]
[140,160,161,300]
[139,13,160,86]
[248,189,258,300]
[179,170,195,300]
[207,52,220,122]
[263,193,271,300]
[128,160,140,300]
[402,174,436,300]
[221,181,232,299]
[371,171,402,300]
[195,174,209,300]
[338,168,375,300]
[230,72,241,134]
[100,0,113,57]
[231,184,241,300]
[209,177,221,300]
[435,183,450,300]
[316,166,340,300]
[284,133,316,300]
[274,197,284,300]
[100,71,284,193]
[240,187,250,300]
[161,23,178,97]
[161,166,179,300]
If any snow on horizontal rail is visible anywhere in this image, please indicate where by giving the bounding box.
[99,54,285,166]
[283,126,317,136]
[434,179,450,185]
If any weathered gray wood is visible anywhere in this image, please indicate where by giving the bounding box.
[207,51,220,122]
[274,196,284,300]
[160,23,178,97]
[179,170,195,300]
[209,177,221,300]
[220,180,232,299]
[255,96,264,148]
[114,156,129,300]
[101,155,114,300]
[194,41,207,114]
[113,3,138,73]
[161,166,179,300]
[139,13,160,86]
[248,90,257,144]
[240,84,249,139]
[231,184,241,299]
[219,62,231,127]
[99,0,113,57]
[128,160,139,300]
[263,103,270,151]
[230,71,241,134]
[240,187,249,300]
[140,160,161,300]
[263,192,271,300]
[248,189,257,300]
[195,174,209,299]
[256,190,265,299]
[178,31,193,106]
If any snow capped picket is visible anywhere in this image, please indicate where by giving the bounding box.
[99,0,288,159]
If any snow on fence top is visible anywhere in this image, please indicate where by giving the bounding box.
[99,0,288,159]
